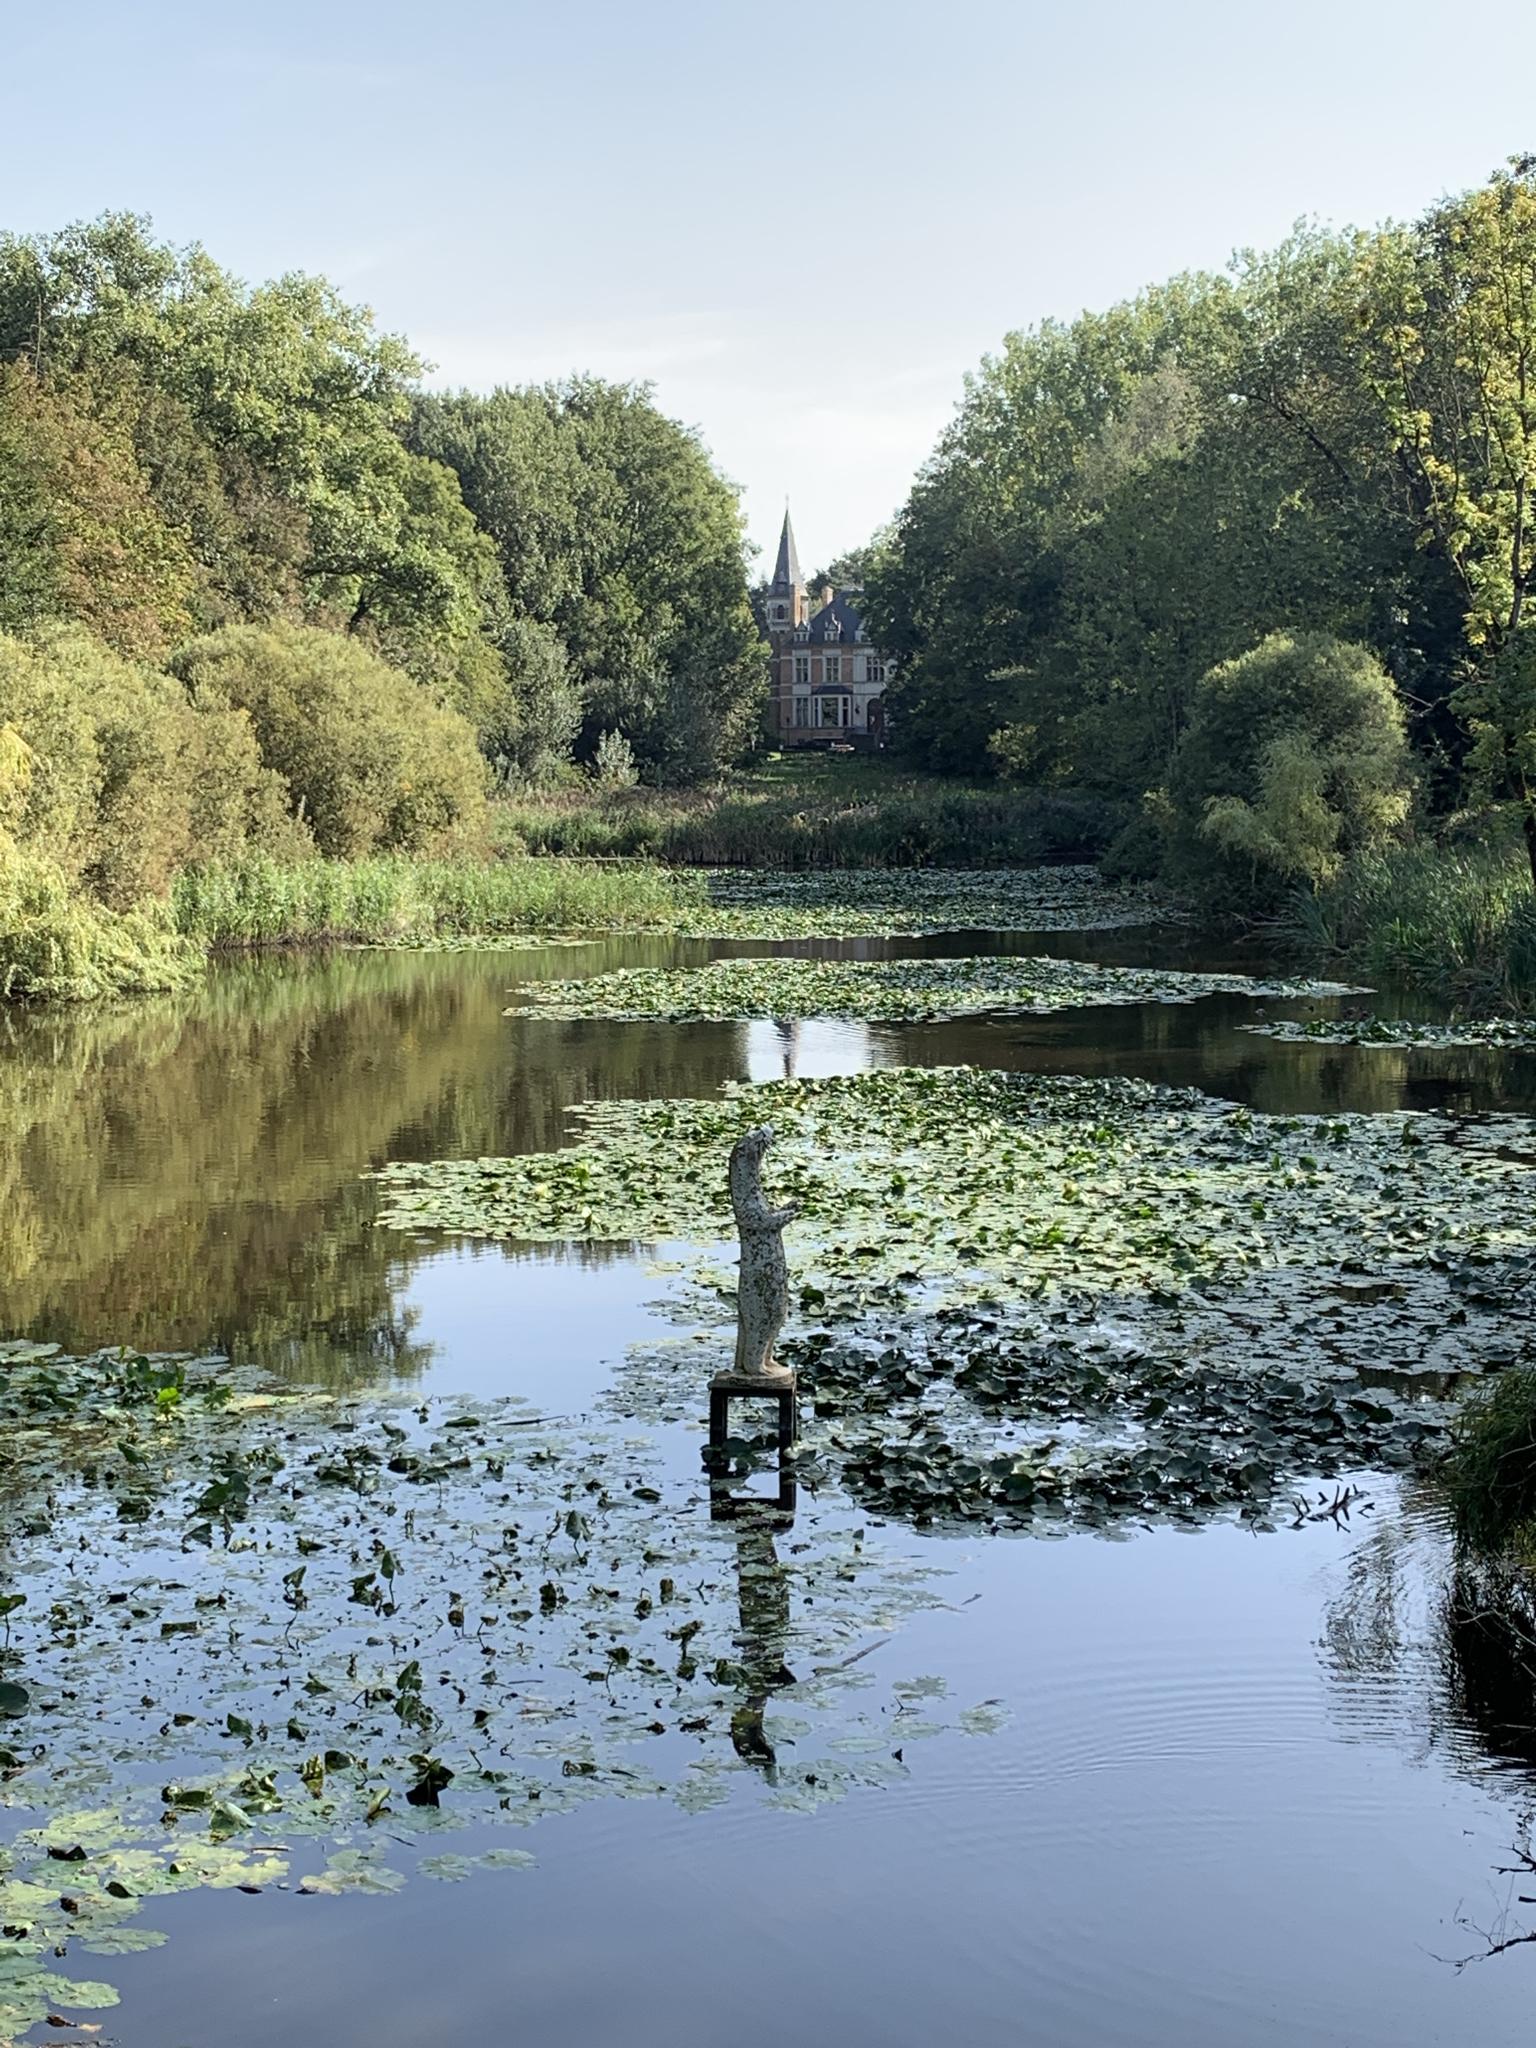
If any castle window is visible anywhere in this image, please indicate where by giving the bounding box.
[865,658,886,686]
[794,655,810,685]
[815,695,849,728]
[824,655,841,684]
[793,696,809,726]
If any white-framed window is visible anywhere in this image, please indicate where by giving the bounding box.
[865,657,886,686]
[815,695,848,728]
[824,654,841,684]
[793,696,809,726]
[824,616,842,640]
[794,654,810,685]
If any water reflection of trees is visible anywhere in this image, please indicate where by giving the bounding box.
[1317,1490,1536,1777]
[878,1004,1536,1118]
[0,946,747,1379]
[1319,1487,1536,1962]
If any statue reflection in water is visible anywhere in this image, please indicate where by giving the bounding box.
[712,1468,797,1775]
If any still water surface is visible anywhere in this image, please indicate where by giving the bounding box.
[4,930,1536,2046]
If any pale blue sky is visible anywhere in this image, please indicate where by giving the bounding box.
[6,0,1536,574]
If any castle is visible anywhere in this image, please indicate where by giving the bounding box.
[763,509,892,749]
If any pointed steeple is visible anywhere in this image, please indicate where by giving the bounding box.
[769,506,802,597]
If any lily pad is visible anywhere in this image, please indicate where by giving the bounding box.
[505,954,1362,1024]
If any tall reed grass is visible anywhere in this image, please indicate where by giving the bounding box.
[170,853,703,948]
[496,771,1116,869]
[1442,1368,1536,1555]
[5,852,705,1001]
[1292,842,1536,1007]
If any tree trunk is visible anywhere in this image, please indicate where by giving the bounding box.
[1524,801,1536,893]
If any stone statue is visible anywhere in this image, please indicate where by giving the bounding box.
[729,1125,797,1380]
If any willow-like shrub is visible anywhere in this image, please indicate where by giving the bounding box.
[1167,632,1414,913]
[172,623,490,859]
[0,843,195,1000]
[0,626,302,904]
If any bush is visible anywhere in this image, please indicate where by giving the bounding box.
[1443,1369,1536,1556]
[1166,632,1413,913]
[497,759,1119,868]
[0,842,196,1000]
[0,626,302,904]
[172,623,490,859]
[590,730,640,791]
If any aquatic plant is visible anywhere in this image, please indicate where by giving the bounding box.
[1294,841,1536,1009]
[0,1336,977,2041]
[170,853,704,947]
[1243,1015,1536,1050]
[506,953,1360,1023]
[374,1067,1536,1529]
[668,865,1176,939]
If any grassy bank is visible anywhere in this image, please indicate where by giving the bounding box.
[1293,841,1536,1009]
[497,755,1119,868]
[2,852,704,1002]
[171,853,699,948]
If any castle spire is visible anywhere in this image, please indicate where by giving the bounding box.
[769,506,802,596]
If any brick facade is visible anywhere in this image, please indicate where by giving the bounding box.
[762,510,893,749]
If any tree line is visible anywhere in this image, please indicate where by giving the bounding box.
[0,212,764,794]
[864,156,1536,907]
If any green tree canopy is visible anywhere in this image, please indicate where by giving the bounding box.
[1166,632,1414,909]
[412,379,764,781]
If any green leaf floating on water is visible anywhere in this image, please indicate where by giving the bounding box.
[504,954,1363,1024]
[1243,1015,1536,1050]
[375,1064,1536,1527]
[364,866,1182,950]
[0,1318,984,2038]
[298,1851,408,1896]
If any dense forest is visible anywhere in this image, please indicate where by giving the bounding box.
[0,212,763,791]
[866,155,1536,923]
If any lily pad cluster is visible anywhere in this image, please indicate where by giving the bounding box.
[1242,1015,1536,1050]
[666,865,1180,940]
[361,866,1180,954]
[504,953,1361,1024]
[0,1339,979,2044]
[375,1067,1536,1529]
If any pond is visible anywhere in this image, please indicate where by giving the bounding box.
[3,912,1536,2047]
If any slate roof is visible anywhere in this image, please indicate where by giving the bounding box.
[769,509,802,595]
[806,590,866,645]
